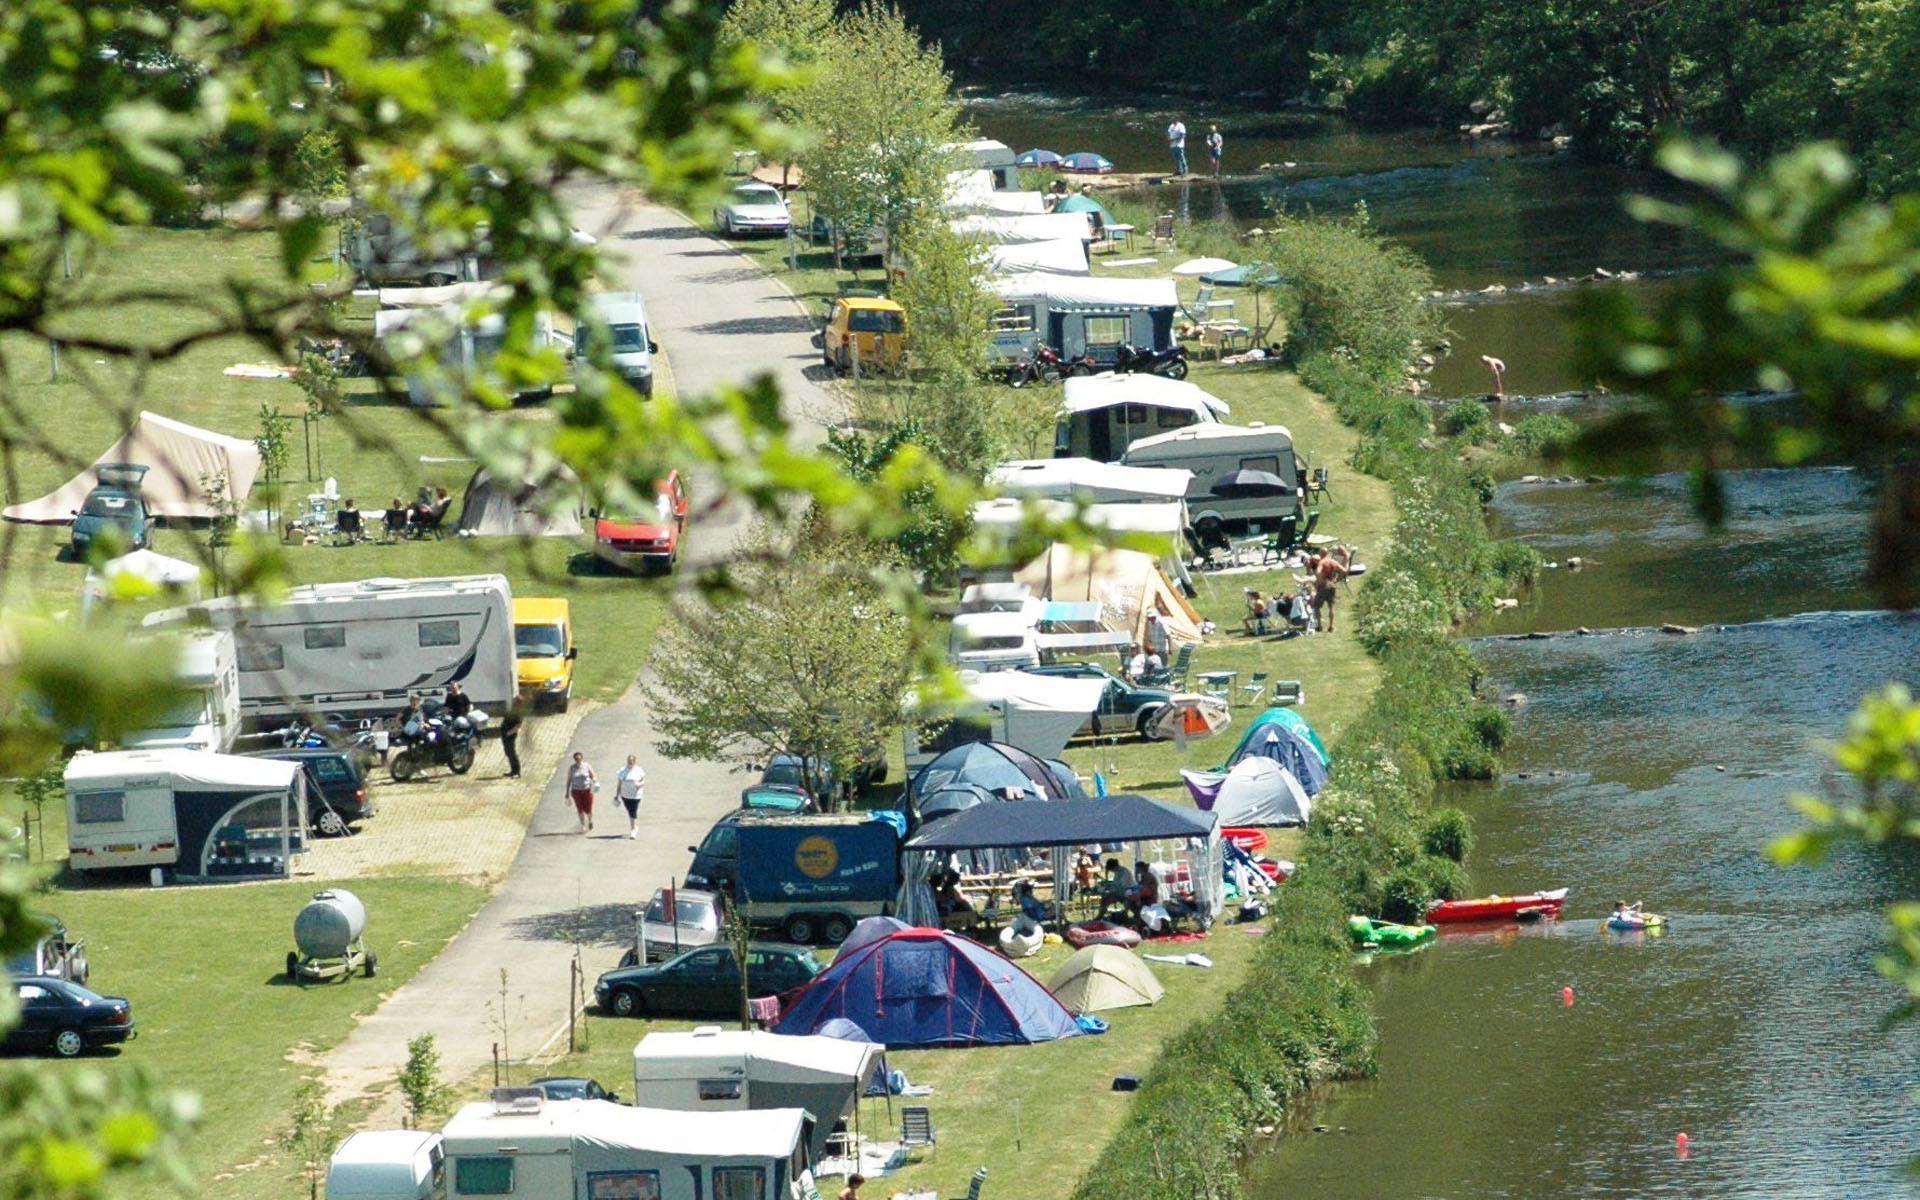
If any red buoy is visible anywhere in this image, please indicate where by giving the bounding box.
[1560,985,1574,1007]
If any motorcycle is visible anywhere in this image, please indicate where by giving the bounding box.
[1114,342,1189,380]
[389,709,481,781]
[278,716,392,765]
[1002,345,1096,388]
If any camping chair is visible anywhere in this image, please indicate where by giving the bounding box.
[332,506,366,545]
[1306,465,1332,505]
[1179,285,1235,326]
[1294,509,1320,549]
[1259,515,1300,564]
[1165,644,1193,691]
[1150,212,1175,247]
[1194,324,1225,360]
[901,1106,936,1159]
[381,506,408,543]
[1272,679,1305,706]
[962,1167,989,1200]
[406,500,450,540]
[1240,672,1270,705]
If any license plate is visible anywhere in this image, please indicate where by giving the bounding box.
[106,844,137,853]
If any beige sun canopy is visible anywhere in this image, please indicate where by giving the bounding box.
[3,411,262,524]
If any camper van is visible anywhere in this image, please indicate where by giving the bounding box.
[948,610,1042,673]
[990,274,1179,367]
[1122,422,1307,534]
[146,575,516,723]
[342,205,487,286]
[581,292,657,397]
[326,1131,447,1200]
[440,1094,809,1200]
[64,749,307,881]
[121,629,240,754]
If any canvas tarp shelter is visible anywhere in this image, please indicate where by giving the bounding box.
[4,412,262,524]
[630,1029,882,1161]
[1014,544,1204,649]
[773,927,1083,1048]
[455,464,583,537]
[992,274,1179,311]
[987,239,1088,276]
[942,669,1107,761]
[989,458,1192,504]
[1049,945,1164,1012]
[951,213,1094,245]
[1181,757,1312,827]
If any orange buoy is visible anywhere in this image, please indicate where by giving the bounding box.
[1676,1132,1689,1158]
[1560,985,1574,1007]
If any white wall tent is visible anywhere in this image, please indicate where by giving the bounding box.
[987,239,1089,276]
[1013,544,1205,649]
[630,1029,882,1161]
[3,412,262,524]
[988,458,1192,505]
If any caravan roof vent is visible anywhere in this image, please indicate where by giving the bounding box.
[490,1087,545,1115]
[358,578,412,591]
[692,1025,724,1038]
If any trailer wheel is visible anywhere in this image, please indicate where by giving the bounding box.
[781,914,819,945]
[286,951,301,982]
[71,955,89,986]
[821,914,854,945]
[364,950,378,979]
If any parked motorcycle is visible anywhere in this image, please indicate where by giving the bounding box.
[278,716,392,765]
[388,710,481,781]
[1002,345,1096,388]
[1114,342,1189,379]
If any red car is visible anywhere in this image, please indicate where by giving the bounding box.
[592,470,688,574]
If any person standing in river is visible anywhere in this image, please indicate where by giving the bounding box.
[1167,119,1188,176]
[1206,124,1224,177]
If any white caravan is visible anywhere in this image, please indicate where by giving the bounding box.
[64,749,307,881]
[121,629,240,754]
[989,274,1180,366]
[326,1131,447,1200]
[903,668,1107,771]
[441,1094,809,1200]
[947,610,1041,673]
[1122,421,1306,533]
[147,575,515,722]
[1055,373,1229,461]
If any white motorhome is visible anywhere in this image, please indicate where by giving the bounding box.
[441,1094,809,1200]
[947,610,1041,673]
[64,749,307,881]
[326,1131,447,1200]
[630,1028,883,1162]
[373,285,562,407]
[121,629,240,754]
[903,668,1107,771]
[581,292,657,397]
[146,575,516,723]
[1055,373,1229,461]
[989,274,1179,367]
[953,138,1021,190]
[1122,421,1307,534]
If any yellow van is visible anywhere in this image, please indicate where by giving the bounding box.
[821,296,907,375]
[513,597,576,711]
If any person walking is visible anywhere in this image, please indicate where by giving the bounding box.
[616,755,647,839]
[498,703,523,778]
[1167,119,1188,176]
[566,751,598,833]
[1206,125,1224,177]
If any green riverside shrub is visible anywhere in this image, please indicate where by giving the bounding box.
[1420,806,1475,863]
[1503,413,1580,459]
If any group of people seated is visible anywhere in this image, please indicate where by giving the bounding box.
[1096,856,1196,931]
[931,849,1202,940]
[330,486,451,543]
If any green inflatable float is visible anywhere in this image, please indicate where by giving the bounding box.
[1347,915,1436,952]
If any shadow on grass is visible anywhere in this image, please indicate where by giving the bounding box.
[506,901,636,947]
[618,226,703,242]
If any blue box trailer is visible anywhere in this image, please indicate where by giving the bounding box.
[700,813,905,945]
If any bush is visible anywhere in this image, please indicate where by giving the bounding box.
[1412,853,1469,901]
[1258,210,1441,381]
[1379,867,1435,924]
[1489,538,1543,590]
[1440,398,1495,441]
[1420,807,1474,862]
[1503,413,1579,459]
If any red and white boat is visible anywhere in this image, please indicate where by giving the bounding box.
[1427,887,1568,924]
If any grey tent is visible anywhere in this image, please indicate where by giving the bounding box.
[454,464,582,537]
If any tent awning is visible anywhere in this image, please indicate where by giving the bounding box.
[906,794,1215,851]
[952,213,1094,245]
[992,274,1179,310]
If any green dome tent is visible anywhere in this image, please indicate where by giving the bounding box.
[1054,193,1113,223]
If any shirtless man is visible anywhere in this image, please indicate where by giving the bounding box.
[1299,545,1353,632]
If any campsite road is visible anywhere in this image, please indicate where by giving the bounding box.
[319,190,837,1110]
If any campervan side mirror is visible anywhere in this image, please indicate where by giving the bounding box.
[566,648,577,660]
[587,506,599,519]
[647,341,658,354]
[687,845,698,855]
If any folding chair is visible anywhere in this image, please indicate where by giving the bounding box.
[1259,516,1299,564]
[1165,644,1193,692]
[1272,679,1305,706]
[1150,212,1175,247]
[1306,465,1332,505]
[1240,672,1270,705]
[901,1106,936,1158]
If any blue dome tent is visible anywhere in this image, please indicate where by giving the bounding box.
[908,742,1083,808]
[774,927,1083,1048]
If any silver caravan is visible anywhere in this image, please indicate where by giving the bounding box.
[990,274,1179,367]
[342,203,487,287]
[146,575,515,722]
[1122,422,1306,533]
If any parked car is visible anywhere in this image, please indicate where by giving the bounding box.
[591,470,688,575]
[1027,660,1174,740]
[821,297,907,375]
[618,887,723,966]
[713,182,791,237]
[530,1076,618,1103]
[3,977,134,1058]
[249,746,376,836]
[69,463,152,558]
[513,596,577,712]
[743,753,887,810]
[594,943,819,1019]
[5,916,88,985]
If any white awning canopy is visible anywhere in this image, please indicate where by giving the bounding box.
[1060,373,1230,418]
[971,497,1187,537]
[992,273,1179,310]
[64,749,299,792]
[989,458,1193,504]
[987,239,1088,276]
[952,213,1095,245]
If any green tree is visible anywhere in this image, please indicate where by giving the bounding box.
[396,1034,453,1130]
[720,0,837,190]
[1255,207,1441,379]
[284,1078,336,1200]
[642,528,919,807]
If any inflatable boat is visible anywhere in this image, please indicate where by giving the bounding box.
[1347,915,1436,951]
[1428,887,1568,924]
[1605,911,1666,932]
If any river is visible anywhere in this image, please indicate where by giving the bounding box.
[966,92,1920,1197]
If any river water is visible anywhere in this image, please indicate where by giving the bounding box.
[969,92,1920,1197]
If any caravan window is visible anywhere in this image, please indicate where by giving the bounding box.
[418,620,461,647]
[304,626,346,650]
[1083,315,1129,348]
[454,1156,514,1195]
[1238,455,1283,475]
[586,1171,661,1200]
[697,1078,743,1101]
[237,643,284,673]
[1157,408,1199,428]
[713,1167,765,1200]
[71,791,126,825]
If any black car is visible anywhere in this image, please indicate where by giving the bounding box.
[530,1076,618,1103]
[1027,661,1175,740]
[594,943,820,1019]
[3,977,134,1058]
[249,746,376,836]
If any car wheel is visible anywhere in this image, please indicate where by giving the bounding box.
[53,1029,85,1058]
[822,914,854,944]
[449,743,476,775]
[1137,705,1170,741]
[556,685,571,714]
[389,749,417,783]
[316,808,349,838]
[718,215,732,237]
[423,272,456,287]
[610,988,643,1018]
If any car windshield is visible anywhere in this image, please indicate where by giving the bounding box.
[607,323,647,353]
[847,309,903,334]
[516,624,566,658]
[80,493,134,518]
[536,1079,592,1100]
[734,186,781,206]
[645,893,715,925]
[763,760,807,789]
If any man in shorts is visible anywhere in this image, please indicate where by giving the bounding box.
[1305,545,1353,632]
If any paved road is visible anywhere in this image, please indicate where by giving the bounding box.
[321,190,835,1109]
